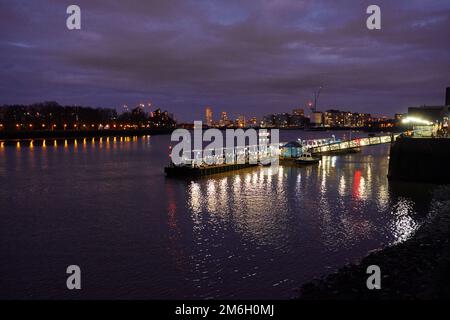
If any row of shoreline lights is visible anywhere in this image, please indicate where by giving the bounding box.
[0,136,151,149]
[1,124,161,129]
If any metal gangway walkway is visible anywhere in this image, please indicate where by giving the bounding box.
[308,134,400,154]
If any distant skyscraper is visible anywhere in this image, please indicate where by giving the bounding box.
[205,106,213,126]
[218,111,229,127]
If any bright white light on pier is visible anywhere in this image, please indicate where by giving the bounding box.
[401,117,433,125]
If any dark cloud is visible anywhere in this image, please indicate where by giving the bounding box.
[1,0,449,120]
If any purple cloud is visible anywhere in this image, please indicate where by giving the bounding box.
[0,0,449,121]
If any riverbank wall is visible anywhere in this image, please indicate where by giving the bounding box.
[388,137,450,184]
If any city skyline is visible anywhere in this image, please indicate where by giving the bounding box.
[200,104,397,129]
[1,0,449,121]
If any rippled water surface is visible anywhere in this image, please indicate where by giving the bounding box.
[0,131,436,299]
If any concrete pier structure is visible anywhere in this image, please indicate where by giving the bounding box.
[388,137,450,184]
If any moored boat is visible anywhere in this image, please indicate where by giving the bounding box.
[295,152,320,165]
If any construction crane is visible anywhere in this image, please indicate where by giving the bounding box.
[312,86,323,113]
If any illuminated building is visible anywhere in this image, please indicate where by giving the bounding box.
[218,111,229,127]
[249,117,258,127]
[205,106,213,127]
[292,108,304,117]
[236,115,246,127]
[311,112,323,127]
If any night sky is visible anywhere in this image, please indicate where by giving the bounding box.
[1,0,449,121]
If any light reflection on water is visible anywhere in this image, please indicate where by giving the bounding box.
[390,198,421,244]
[0,132,436,299]
[180,161,431,298]
[174,136,433,298]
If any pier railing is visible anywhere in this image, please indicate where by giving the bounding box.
[176,143,280,167]
[308,134,399,154]
[171,134,400,167]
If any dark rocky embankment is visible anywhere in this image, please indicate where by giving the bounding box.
[300,187,450,299]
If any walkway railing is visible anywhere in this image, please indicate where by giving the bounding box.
[308,134,399,154]
[172,134,400,167]
[177,143,280,167]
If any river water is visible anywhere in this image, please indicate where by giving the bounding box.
[0,130,437,299]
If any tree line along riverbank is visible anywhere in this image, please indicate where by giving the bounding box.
[0,128,175,141]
